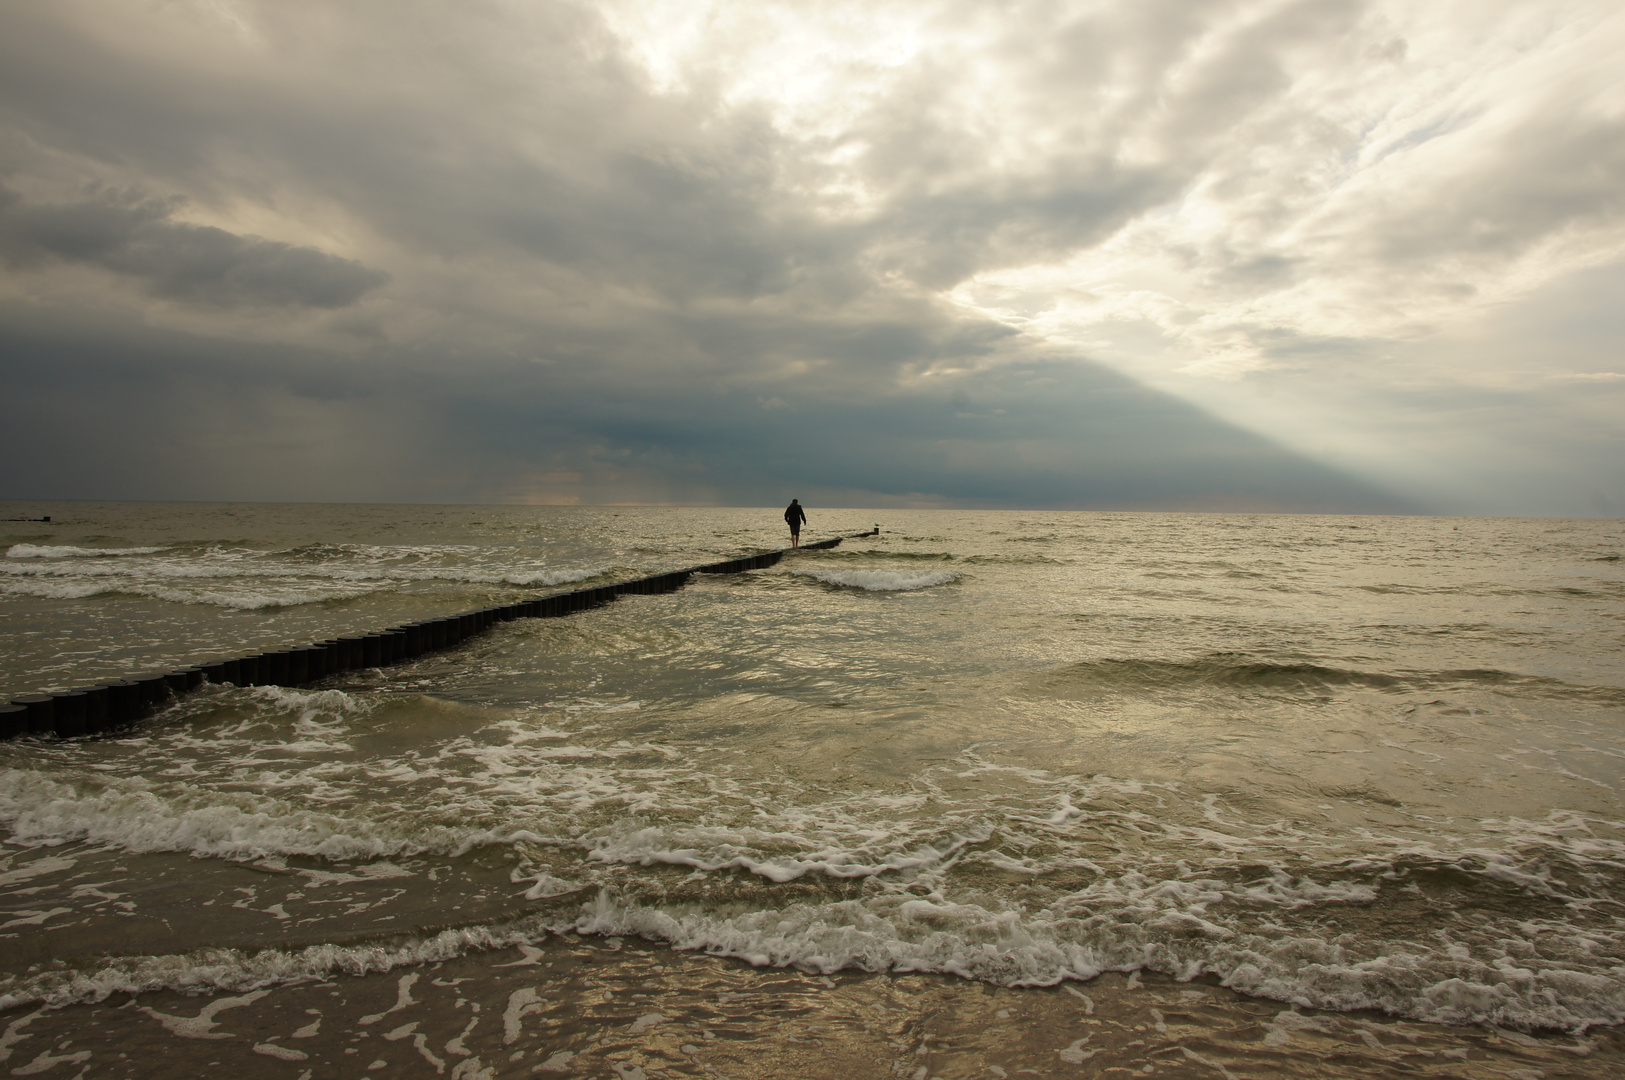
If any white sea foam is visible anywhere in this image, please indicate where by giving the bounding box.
[0,769,429,862]
[249,685,374,725]
[1,741,1621,1033]
[0,758,554,865]
[0,856,77,887]
[0,580,112,600]
[0,919,551,1011]
[522,873,586,899]
[4,544,164,559]
[586,824,990,882]
[0,882,1616,1033]
[788,568,959,591]
[569,889,1625,1032]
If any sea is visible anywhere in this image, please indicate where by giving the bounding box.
[0,501,1622,1079]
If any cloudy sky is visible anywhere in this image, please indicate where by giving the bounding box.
[1,0,1620,514]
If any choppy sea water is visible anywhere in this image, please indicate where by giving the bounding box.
[1,502,1623,1078]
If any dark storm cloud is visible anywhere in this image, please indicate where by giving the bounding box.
[0,187,387,308]
[553,362,1404,512]
[0,304,1407,512]
[0,308,437,504]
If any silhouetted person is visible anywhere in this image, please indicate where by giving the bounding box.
[785,499,807,548]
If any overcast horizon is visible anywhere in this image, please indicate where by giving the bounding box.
[2,1,1621,516]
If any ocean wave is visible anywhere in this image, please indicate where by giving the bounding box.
[0,918,549,1012]
[246,685,376,724]
[572,880,1625,1032]
[789,568,959,592]
[0,770,435,863]
[1041,656,1403,693]
[400,566,603,587]
[961,553,1066,565]
[0,553,604,591]
[0,865,1616,1033]
[0,578,382,609]
[1356,581,1622,600]
[152,584,384,610]
[2,749,1622,1032]
[0,557,601,607]
[0,749,567,866]
[0,580,113,600]
[5,544,165,559]
[586,823,990,882]
[845,549,955,562]
[1037,655,1625,703]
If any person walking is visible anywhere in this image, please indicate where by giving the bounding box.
[784,498,807,548]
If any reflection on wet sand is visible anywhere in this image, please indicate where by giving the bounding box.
[3,938,1621,1078]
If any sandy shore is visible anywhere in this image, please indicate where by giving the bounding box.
[2,933,1621,1078]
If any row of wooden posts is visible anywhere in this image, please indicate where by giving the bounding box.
[0,532,862,741]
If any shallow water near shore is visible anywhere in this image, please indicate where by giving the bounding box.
[5,937,1625,1079]
[1,502,1623,1075]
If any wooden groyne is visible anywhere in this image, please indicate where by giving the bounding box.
[0,530,874,741]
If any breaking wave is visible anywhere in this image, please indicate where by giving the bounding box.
[5,544,165,559]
